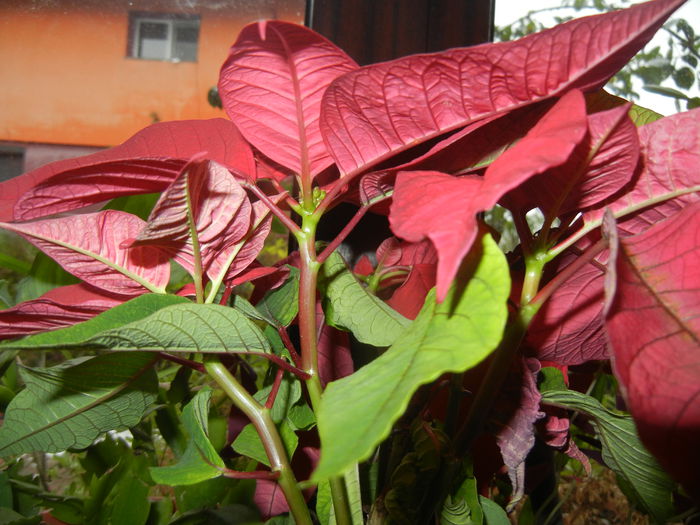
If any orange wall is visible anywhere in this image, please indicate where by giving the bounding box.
[0,0,304,148]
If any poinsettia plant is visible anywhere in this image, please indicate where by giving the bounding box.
[0,0,698,523]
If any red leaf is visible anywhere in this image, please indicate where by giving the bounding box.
[527,251,609,365]
[584,107,700,235]
[390,90,588,300]
[207,200,275,284]
[6,119,256,221]
[317,302,354,388]
[386,264,436,320]
[0,211,170,296]
[505,103,640,217]
[606,202,700,500]
[219,21,358,178]
[0,284,123,340]
[321,0,684,176]
[131,159,252,277]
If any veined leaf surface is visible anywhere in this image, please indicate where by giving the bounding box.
[606,202,700,501]
[0,210,170,296]
[0,352,158,456]
[321,0,685,176]
[219,20,358,177]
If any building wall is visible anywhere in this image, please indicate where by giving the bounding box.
[0,0,305,149]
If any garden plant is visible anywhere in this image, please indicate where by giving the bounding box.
[0,0,698,523]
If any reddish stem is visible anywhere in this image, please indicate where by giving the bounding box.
[317,205,370,264]
[277,326,302,366]
[158,352,205,372]
[266,368,285,410]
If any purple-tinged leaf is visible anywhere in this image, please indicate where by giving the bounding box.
[0,284,123,340]
[130,159,252,279]
[390,90,587,300]
[490,358,544,508]
[506,103,639,217]
[219,21,358,178]
[7,119,256,221]
[583,107,700,236]
[0,211,170,296]
[321,0,684,176]
[606,202,700,500]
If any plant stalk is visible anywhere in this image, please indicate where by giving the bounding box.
[295,210,353,525]
[205,359,312,525]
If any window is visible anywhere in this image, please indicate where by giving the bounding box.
[129,13,200,62]
[0,146,24,182]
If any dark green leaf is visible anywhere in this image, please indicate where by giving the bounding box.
[314,234,510,480]
[150,388,224,486]
[319,250,410,346]
[541,389,675,522]
[672,66,695,89]
[0,352,158,456]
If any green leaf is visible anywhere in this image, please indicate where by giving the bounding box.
[231,420,298,468]
[541,388,675,523]
[643,84,689,100]
[479,497,510,525]
[319,250,410,346]
[88,303,271,354]
[441,495,472,525]
[1,294,189,350]
[4,301,271,355]
[109,471,151,525]
[253,375,301,424]
[313,234,510,480]
[0,352,158,456]
[150,388,224,486]
[255,265,300,327]
[672,66,695,90]
[316,465,363,525]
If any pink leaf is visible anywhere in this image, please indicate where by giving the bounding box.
[390,90,588,300]
[7,119,256,221]
[131,159,252,277]
[0,284,123,340]
[321,0,684,176]
[219,21,358,178]
[0,211,170,296]
[584,107,700,234]
[606,202,700,500]
[207,200,275,284]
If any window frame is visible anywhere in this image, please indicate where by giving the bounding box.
[127,12,200,63]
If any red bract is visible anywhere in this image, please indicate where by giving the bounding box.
[320,0,683,177]
[0,211,170,296]
[0,284,123,339]
[606,202,700,500]
[390,89,588,300]
[7,119,256,221]
[219,21,358,179]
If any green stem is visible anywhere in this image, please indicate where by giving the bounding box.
[205,359,312,525]
[295,210,353,525]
